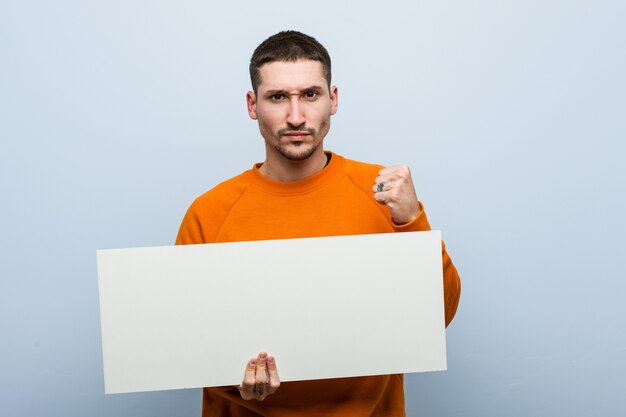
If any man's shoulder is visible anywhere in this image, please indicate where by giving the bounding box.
[337,153,384,185]
[177,170,254,244]
[188,170,251,213]
[341,155,384,173]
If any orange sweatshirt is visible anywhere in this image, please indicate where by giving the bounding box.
[176,151,461,417]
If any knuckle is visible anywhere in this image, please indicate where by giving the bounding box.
[239,388,252,400]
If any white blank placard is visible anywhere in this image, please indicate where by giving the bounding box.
[97,231,446,394]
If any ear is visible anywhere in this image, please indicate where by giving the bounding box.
[246,91,258,120]
[329,85,338,115]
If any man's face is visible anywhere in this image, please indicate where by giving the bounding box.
[247,60,338,161]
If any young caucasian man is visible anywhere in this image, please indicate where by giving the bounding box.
[176,30,461,417]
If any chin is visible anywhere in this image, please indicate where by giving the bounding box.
[277,144,319,161]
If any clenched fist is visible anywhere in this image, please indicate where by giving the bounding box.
[373,165,421,225]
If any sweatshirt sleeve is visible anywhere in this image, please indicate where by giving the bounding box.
[176,200,205,245]
[176,175,251,246]
[175,202,239,392]
[343,157,462,328]
[391,202,461,327]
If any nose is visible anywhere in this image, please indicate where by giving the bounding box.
[286,97,305,128]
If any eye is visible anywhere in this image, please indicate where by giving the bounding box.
[303,91,319,100]
[270,94,285,102]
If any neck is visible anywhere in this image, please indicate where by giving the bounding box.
[259,148,328,182]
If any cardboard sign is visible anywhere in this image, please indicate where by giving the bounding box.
[97,231,446,394]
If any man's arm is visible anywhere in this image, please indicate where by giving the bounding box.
[176,206,282,400]
[373,165,461,326]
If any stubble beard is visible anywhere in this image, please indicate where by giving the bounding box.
[274,140,319,161]
[273,122,327,161]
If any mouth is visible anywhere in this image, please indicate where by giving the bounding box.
[282,133,312,145]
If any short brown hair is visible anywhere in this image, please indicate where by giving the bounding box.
[249,31,332,94]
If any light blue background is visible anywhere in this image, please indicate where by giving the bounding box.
[1,1,624,416]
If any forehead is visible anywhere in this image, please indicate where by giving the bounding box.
[257,60,327,92]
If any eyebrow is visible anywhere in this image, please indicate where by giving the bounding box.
[264,85,324,95]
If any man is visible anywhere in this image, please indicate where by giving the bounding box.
[177,30,460,417]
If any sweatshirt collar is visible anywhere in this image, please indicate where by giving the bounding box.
[246,151,343,195]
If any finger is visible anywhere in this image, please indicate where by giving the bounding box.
[379,165,410,177]
[377,166,392,176]
[255,352,268,398]
[266,355,280,394]
[377,167,401,179]
[239,358,257,400]
[380,166,413,186]
[373,190,391,205]
[373,171,403,191]
[372,180,392,193]
[243,359,257,387]
[374,174,394,185]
